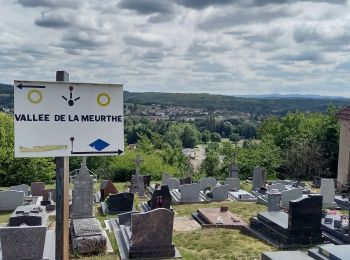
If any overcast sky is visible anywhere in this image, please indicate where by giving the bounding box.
[1,0,350,96]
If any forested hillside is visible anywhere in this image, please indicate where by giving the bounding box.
[125,92,349,116]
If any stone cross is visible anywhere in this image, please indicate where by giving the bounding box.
[81,156,87,167]
[134,155,143,176]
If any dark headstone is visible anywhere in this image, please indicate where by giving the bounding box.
[100,180,118,202]
[249,194,323,248]
[148,185,171,210]
[130,208,175,258]
[106,192,134,214]
[31,182,45,196]
[142,175,151,188]
[288,194,323,235]
[179,177,192,185]
[43,189,56,202]
[9,205,47,227]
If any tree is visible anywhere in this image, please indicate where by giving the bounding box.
[199,151,220,178]
[181,125,200,148]
[211,132,221,142]
[0,113,55,186]
[229,133,240,143]
[202,130,211,143]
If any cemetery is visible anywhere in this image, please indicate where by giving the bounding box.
[2,157,350,259]
[2,72,350,260]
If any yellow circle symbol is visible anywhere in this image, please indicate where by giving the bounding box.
[27,90,43,104]
[97,93,111,107]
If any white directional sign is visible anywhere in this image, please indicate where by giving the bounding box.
[14,80,124,158]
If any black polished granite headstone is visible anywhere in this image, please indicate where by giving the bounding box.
[148,185,172,210]
[9,205,47,227]
[249,194,323,248]
[179,177,192,185]
[104,192,134,214]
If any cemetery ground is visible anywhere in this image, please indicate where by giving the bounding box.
[1,182,291,260]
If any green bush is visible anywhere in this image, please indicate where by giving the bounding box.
[109,150,179,182]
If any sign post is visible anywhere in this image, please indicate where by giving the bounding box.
[55,71,70,260]
[13,71,124,259]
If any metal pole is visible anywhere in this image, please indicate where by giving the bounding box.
[55,71,70,260]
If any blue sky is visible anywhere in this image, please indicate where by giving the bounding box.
[1,0,350,96]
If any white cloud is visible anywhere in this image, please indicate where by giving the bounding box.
[0,0,349,96]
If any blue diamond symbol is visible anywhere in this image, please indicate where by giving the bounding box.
[89,139,110,151]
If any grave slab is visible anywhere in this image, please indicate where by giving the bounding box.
[192,207,247,230]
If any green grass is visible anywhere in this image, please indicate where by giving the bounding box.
[0,211,12,224]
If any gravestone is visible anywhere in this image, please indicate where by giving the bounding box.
[267,183,285,193]
[199,177,217,190]
[211,184,230,201]
[179,177,192,185]
[162,173,171,185]
[225,178,240,191]
[179,183,201,202]
[10,184,29,196]
[148,185,172,210]
[42,189,56,202]
[167,178,180,190]
[249,194,323,248]
[118,211,140,226]
[229,164,240,178]
[104,192,134,214]
[31,182,45,196]
[228,190,257,202]
[9,205,47,227]
[252,166,266,191]
[320,178,337,208]
[0,225,47,260]
[112,208,178,259]
[281,189,303,208]
[267,192,282,212]
[308,244,350,260]
[99,180,118,202]
[142,175,151,188]
[130,155,145,196]
[0,190,25,211]
[71,218,107,254]
[71,164,94,219]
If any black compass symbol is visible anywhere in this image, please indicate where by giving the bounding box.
[62,86,80,106]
